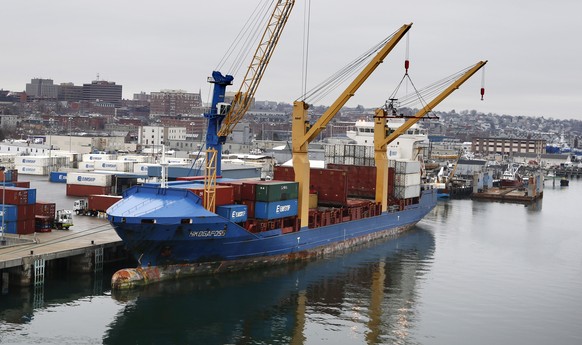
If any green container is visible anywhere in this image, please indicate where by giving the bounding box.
[255,181,299,202]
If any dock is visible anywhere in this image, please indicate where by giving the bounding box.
[471,187,542,204]
[0,225,126,287]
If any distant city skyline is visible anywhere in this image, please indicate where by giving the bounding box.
[2,0,582,121]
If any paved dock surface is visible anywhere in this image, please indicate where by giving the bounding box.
[0,175,123,269]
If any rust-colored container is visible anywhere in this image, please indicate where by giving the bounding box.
[218,181,243,202]
[187,185,234,206]
[274,166,348,206]
[241,199,255,218]
[88,194,122,212]
[327,164,377,198]
[17,218,36,235]
[66,184,112,197]
[0,187,29,205]
[35,201,56,218]
[17,204,36,220]
[12,181,31,188]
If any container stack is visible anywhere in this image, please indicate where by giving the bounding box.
[34,201,56,232]
[392,159,422,200]
[14,156,69,176]
[66,172,114,196]
[0,186,37,234]
[325,144,375,166]
[254,181,299,220]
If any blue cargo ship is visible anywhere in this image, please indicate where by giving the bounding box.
[107,176,437,289]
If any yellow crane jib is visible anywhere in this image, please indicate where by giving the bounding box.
[373,60,488,211]
[217,0,295,138]
[291,23,413,228]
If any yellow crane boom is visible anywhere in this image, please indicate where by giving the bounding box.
[292,23,412,228]
[217,0,295,137]
[374,60,488,210]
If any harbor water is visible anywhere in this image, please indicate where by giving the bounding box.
[1,177,582,344]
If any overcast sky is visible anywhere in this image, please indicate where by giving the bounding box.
[2,0,582,120]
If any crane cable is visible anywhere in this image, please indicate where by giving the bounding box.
[215,0,274,77]
[389,65,474,117]
[298,28,403,105]
[301,0,312,98]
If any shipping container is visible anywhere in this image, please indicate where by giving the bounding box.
[133,163,159,174]
[0,187,29,205]
[0,204,18,221]
[186,185,235,206]
[66,184,112,197]
[217,181,243,202]
[119,155,151,163]
[78,161,95,171]
[394,184,421,199]
[88,194,123,212]
[17,218,36,234]
[14,156,68,166]
[216,204,248,223]
[35,202,56,218]
[274,166,348,206]
[49,171,68,183]
[66,172,113,187]
[3,221,17,234]
[394,159,421,174]
[241,200,255,218]
[13,181,30,188]
[16,165,50,175]
[394,172,421,186]
[94,160,135,172]
[82,153,117,161]
[16,204,36,220]
[255,181,298,202]
[254,199,298,220]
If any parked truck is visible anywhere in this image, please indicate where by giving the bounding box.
[74,194,122,216]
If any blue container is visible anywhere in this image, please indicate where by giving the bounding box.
[0,182,15,187]
[216,204,248,223]
[26,188,37,204]
[254,199,298,220]
[0,204,18,222]
[2,221,17,234]
[4,170,13,182]
[50,171,68,183]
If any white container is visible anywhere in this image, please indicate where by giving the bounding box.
[78,161,95,171]
[94,160,134,172]
[394,159,421,174]
[394,172,421,186]
[67,172,113,187]
[134,163,160,173]
[164,158,192,164]
[16,165,49,175]
[15,156,68,167]
[394,184,421,199]
[82,153,117,161]
[119,155,151,163]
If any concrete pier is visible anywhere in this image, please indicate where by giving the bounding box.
[0,227,127,287]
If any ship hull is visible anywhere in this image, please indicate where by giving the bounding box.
[107,185,437,288]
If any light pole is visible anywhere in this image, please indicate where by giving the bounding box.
[69,116,72,152]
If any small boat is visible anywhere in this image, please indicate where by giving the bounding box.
[500,163,523,187]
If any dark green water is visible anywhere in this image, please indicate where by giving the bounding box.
[1,179,581,344]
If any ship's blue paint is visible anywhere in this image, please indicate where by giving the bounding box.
[107,185,437,268]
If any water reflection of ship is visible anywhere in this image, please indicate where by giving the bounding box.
[105,228,435,344]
